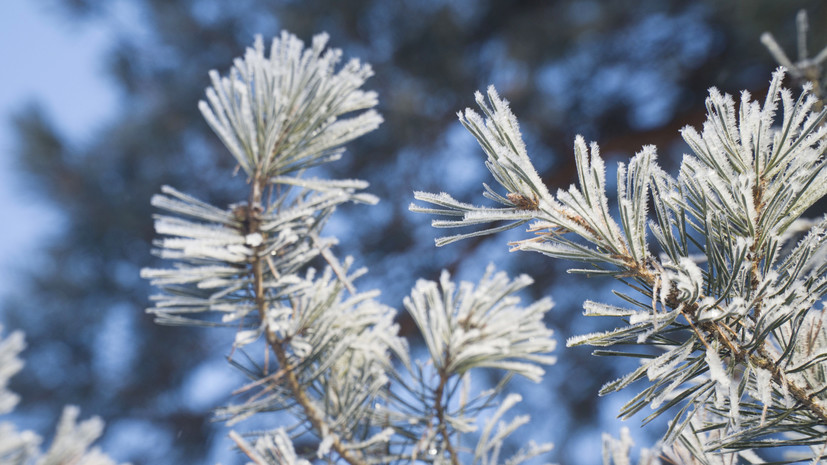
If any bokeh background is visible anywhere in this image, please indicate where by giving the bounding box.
[1,1,826,464]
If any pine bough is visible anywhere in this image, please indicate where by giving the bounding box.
[142,33,556,465]
[24,13,825,465]
[0,327,125,465]
[412,39,827,465]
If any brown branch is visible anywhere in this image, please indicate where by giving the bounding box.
[751,346,827,424]
[527,196,827,428]
[682,297,827,425]
[434,371,460,465]
[268,337,369,465]
[245,177,368,465]
[229,431,269,465]
[623,249,827,427]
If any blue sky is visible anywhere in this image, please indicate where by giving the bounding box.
[0,1,118,297]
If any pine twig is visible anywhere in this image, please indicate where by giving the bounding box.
[434,372,461,465]
[247,179,368,465]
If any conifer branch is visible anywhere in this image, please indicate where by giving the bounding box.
[433,373,460,465]
[413,61,827,459]
[247,175,369,465]
[141,31,557,465]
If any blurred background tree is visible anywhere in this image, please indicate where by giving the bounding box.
[3,1,827,464]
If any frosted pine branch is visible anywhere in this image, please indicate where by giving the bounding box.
[414,67,827,461]
[199,32,382,178]
[142,18,827,463]
[0,328,126,465]
[141,32,558,465]
[404,265,556,382]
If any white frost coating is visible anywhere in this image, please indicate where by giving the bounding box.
[37,406,111,465]
[317,430,335,458]
[754,367,773,412]
[348,427,394,450]
[404,264,555,382]
[0,328,24,415]
[475,393,525,465]
[0,424,41,462]
[0,393,125,465]
[583,301,637,317]
[234,429,312,465]
[682,68,827,242]
[141,265,240,286]
[409,56,827,461]
[199,32,382,178]
[154,186,236,224]
[728,382,741,429]
[554,136,625,250]
[705,346,729,388]
[179,244,248,263]
[601,427,634,465]
[459,87,554,204]
[706,344,731,411]
[155,218,243,242]
[233,326,263,347]
[618,145,656,262]
[245,232,263,247]
[677,257,704,299]
[646,342,694,382]
[128,24,827,463]
[779,376,795,409]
